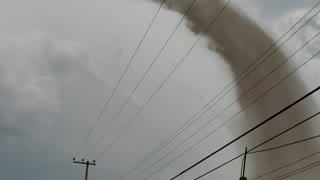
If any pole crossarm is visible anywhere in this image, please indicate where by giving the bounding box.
[73,161,96,166]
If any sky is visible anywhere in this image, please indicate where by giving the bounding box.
[0,0,320,180]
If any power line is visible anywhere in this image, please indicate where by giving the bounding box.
[17,163,73,178]
[170,85,320,180]
[128,28,320,180]
[249,134,320,154]
[84,0,198,159]
[94,0,233,161]
[193,111,320,180]
[1,162,72,180]
[74,0,165,158]
[117,2,320,180]
[272,160,320,180]
[24,164,76,179]
[250,151,320,180]
[196,133,320,180]
[0,159,70,180]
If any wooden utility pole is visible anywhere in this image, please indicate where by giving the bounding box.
[73,158,96,180]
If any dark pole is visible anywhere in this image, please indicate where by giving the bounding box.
[85,161,89,180]
[240,147,248,180]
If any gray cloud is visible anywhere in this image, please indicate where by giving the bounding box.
[0,32,85,145]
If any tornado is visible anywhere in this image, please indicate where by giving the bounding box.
[150,0,319,178]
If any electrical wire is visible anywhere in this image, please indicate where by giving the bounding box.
[1,161,72,180]
[128,28,320,180]
[22,164,76,179]
[249,134,320,154]
[74,0,166,158]
[272,160,320,180]
[84,0,198,158]
[250,151,320,180]
[0,159,70,180]
[193,112,320,180]
[116,2,320,180]
[94,0,233,161]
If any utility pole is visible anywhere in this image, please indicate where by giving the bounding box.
[73,158,96,180]
[239,147,248,180]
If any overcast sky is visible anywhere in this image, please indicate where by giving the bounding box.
[1,0,320,180]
